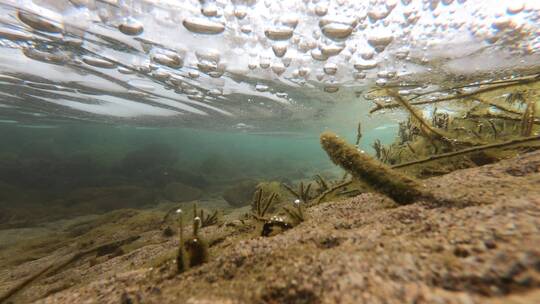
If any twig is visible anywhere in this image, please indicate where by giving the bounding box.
[355,122,362,145]
[311,181,353,205]
[387,90,447,139]
[313,174,329,192]
[370,76,540,114]
[391,135,540,169]
[0,236,140,303]
[487,119,498,139]
[521,98,536,137]
[282,182,313,203]
[408,77,535,101]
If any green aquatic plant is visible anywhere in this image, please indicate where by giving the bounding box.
[320,131,429,204]
[192,203,219,228]
[312,174,330,196]
[282,182,313,204]
[369,74,540,114]
[312,180,353,205]
[250,188,277,221]
[386,90,457,146]
[521,97,536,137]
[391,134,540,169]
[282,199,305,225]
[355,122,362,146]
[199,209,219,228]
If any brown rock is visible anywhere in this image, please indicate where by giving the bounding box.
[162,182,202,202]
[222,180,259,207]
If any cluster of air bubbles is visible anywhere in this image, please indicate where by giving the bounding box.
[0,0,539,121]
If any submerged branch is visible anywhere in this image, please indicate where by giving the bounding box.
[0,236,140,303]
[370,76,540,114]
[386,90,448,141]
[391,135,540,169]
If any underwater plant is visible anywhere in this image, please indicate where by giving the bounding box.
[192,203,219,228]
[282,199,305,225]
[199,209,219,228]
[250,188,278,221]
[313,174,330,195]
[355,122,362,146]
[320,131,429,204]
[282,182,314,204]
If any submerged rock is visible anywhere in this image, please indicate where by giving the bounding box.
[65,186,156,211]
[222,179,258,207]
[162,182,202,202]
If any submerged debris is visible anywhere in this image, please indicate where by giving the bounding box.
[261,216,292,237]
[320,131,429,204]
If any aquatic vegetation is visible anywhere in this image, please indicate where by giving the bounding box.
[250,188,278,221]
[311,180,353,205]
[320,131,429,204]
[355,122,362,146]
[313,174,329,194]
[392,135,540,170]
[282,182,314,204]
[364,79,539,174]
[192,203,219,228]
[521,97,536,137]
[282,200,305,225]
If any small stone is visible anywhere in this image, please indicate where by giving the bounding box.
[453,246,470,258]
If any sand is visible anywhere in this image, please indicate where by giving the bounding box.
[1,150,540,304]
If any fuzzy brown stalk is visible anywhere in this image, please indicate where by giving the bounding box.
[320,131,429,204]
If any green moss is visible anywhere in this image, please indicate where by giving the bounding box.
[320,131,429,204]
